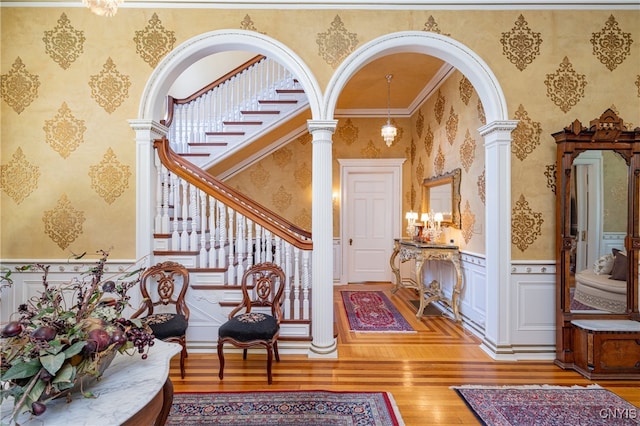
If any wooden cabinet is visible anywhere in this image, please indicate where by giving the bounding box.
[553,109,640,380]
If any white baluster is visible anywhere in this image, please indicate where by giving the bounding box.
[208,197,217,268]
[274,236,281,265]
[266,230,273,263]
[218,202,226,269]
[199,189,207,267]
[171,174,180,251]
[246,219,254,268]
[161,166,170,234]
[189,184,199,252]
[180,179,189,252]
[236,215,245,282]
[255,225,263,263]
[302,250,310,320]
[227,207,235,285]
[154,159,163,234]
[293,248,301,320]
[283,244,291,320]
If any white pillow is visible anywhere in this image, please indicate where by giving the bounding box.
[593,254,614,275]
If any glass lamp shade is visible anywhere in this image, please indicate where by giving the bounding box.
[83,0,123,16]
[381,123,397,147]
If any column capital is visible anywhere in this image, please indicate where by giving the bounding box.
[478,120,518,137]
[307,120,338,134]
[128,119,168,140]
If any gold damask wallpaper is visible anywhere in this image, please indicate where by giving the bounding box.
[0,7,638,260]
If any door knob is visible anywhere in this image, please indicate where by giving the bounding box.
[349,238,353,246]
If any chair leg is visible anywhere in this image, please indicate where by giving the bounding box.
[180,348,186,379]
[266,346,273,385]
[243,348,247,360]
[217,341,225,380]
[273,340,280,362]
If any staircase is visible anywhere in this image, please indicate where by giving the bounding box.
[149,56,313,352]
[162,55,308,171]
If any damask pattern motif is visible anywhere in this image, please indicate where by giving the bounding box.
[423,123,434,157]
[422,15,450,36]
[500,14,542,71]
[316,15,358,68]
[544,57,586,113]
[434,90,445,124]
[42,194,85,250]
[459,76,473,105]
[511,194,543,252]
[477,170,486,205]
[434,145,445,176]
[0,147,40,204]
[446,106,458,145]
[294,162,311,189]
[337,118,358,145]
[272,146,292,167]
[461,200,475,244]
[361,140,381,158]
[415,109,424,139]
[88,58,131,114]
[460,129,476,172]
[240,14,264,33]
[544,163,557,194]
[133,13,176,68]
[43,13,85,70]
[294,208,312,231]
[0,57,40,114]
[477,98,486,125]
[590,15,633,71]
[511,104,542,161]
[88,148,131,204]
[415,157,425,186]
[250,163,270,189]
[272,185,292,212]
[43,102,86,159]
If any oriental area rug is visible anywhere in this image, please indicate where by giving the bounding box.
[341,290,414,332]
[166,390,405,425]
[453,384,640,426]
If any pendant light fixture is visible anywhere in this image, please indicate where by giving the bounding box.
[381,74,397,147]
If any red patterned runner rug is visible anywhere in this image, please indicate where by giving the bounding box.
[453,384,639,426]
[341,290,414,332]
[167,390,405,425]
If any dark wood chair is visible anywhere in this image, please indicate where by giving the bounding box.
[132,261,190,378]
[217,262,286,384]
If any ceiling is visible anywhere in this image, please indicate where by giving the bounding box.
[335,53,448,117]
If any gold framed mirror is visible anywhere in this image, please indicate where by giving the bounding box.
[421,168,462,229]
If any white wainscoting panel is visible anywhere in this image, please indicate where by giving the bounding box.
[601,232,625,256]
[459,252,486,333]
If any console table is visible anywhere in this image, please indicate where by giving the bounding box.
[390,238,463,322]
[1,339,181,426]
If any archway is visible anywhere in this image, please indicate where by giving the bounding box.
[324,31,515,357]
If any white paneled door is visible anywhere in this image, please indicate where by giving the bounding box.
[339,159,404,283]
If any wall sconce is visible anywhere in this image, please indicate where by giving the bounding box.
[381,74,397,147]
[83,0,123,17]
[332,191,340,207]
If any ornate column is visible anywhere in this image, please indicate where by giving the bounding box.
[307,119,338,358]
[479,119,517,357]
[128,119,168,264]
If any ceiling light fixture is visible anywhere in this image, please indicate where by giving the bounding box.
[381,73,397,147]
[83,0,123,17]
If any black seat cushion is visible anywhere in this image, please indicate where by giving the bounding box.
[143,313,188,340]
[218,312,278,342]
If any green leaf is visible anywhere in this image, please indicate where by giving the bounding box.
[1,358,42,380]
[63,341,86,358]
[27,378,45,404]
[52,363,75,384]
[40,352,66,375]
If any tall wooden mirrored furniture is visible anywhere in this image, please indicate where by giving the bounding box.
[553,109,640,379]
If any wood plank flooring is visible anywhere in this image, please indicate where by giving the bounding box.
[169,283,640,425]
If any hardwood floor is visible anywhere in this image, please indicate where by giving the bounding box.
[170,283,640,425]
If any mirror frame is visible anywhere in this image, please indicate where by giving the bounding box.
[552,109,640,367]
[421,168,462,229]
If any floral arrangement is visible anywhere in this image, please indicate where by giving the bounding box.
[0,250,155,423]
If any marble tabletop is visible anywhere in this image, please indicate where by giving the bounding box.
[571,319,640,332]
[1,339,181,426]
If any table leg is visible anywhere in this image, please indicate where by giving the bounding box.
[390,241,401,294]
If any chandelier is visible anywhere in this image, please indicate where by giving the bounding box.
[380,74,397,147]
[83,0,123,17]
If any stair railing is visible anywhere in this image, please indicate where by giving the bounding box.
[153,137,312,321]
[162,55,298,154]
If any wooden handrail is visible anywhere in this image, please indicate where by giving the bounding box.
[154,137,313,250]
[161,55,266,128]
